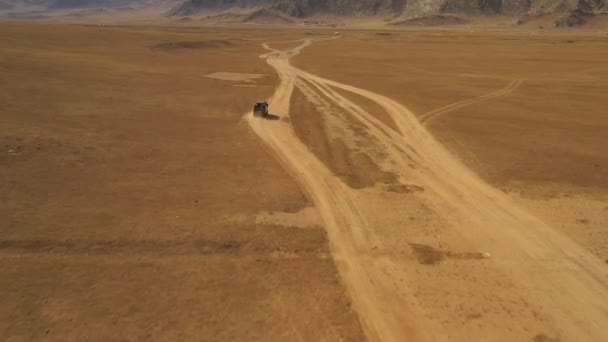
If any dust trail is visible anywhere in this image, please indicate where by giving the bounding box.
[247,38,431,342]
[247,38,608,342]
[297,65,608,341]
[418,79,523,124]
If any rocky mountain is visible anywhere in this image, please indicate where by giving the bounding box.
[167,0,606,19]
[1,0,177,10]
[2,0,604,24]
[47,0,134,8]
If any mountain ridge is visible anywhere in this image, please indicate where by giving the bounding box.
[167,0,606,19]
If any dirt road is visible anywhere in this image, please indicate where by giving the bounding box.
[247,38,608,342]
[418,79,523,125]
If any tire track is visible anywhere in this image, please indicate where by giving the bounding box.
[295,66,608,342]
[247,38,430,342]
[417,79,523,125]
[247,38,608,342]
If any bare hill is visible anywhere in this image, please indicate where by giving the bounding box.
[242,8,294,24]
[3,0,176,10]
[0,1,13,9]
[166,0,607,24]
[390,14,468,26]
[3,0,605,25]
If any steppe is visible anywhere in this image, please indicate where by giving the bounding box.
[2,20,608,341]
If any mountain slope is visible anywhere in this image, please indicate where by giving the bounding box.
[3,0,177,10]
[167,0,606,19]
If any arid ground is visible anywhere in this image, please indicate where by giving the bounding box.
[1,21,608,341]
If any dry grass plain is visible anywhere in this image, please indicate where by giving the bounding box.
[0,21,365,341]
[251,32,608,341]
[3,20,608,342]
[293,31,608,261]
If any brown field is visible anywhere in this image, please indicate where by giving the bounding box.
[0,22,363,341]
[2,20,608,342]
[292,31,608,262]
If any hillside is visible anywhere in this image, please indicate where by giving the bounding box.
[167,0,607,21]
[1,0,605,25]
[47,0,133,8]
[1,0,174,10]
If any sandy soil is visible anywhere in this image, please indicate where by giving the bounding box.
[0,22,364,341]
[264,33,608,341]
[204,71,268,83]
[293,31,608,264]
[3,20,608,342]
